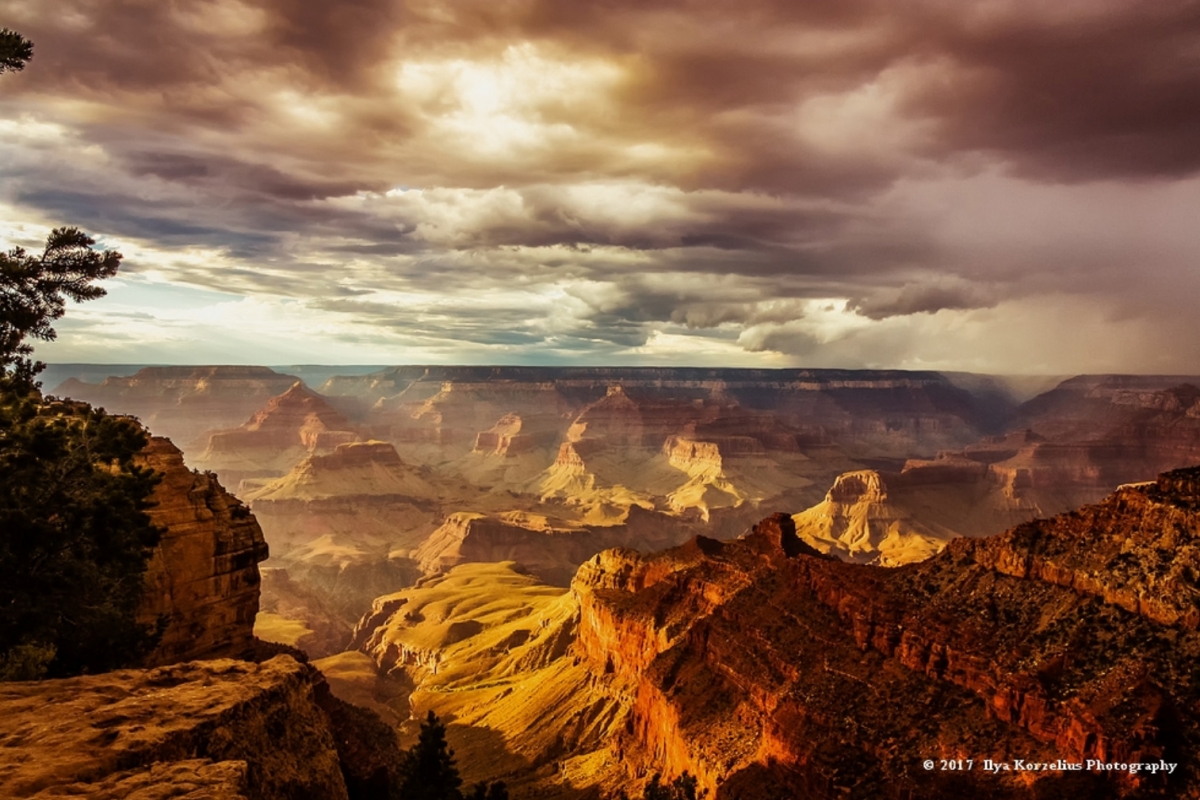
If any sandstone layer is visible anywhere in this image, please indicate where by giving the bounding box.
[321,366,1005,469]
[567,477,1200,798]
[791,455,1075,567]
[136,436,270,666]
[0,656,349,800]
[1012,377,1200,481]
[413,505,751,587]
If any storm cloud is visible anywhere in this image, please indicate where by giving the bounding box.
[2,0,1199,371]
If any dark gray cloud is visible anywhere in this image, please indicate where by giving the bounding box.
[847,279,1000,320]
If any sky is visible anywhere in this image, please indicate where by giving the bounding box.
[2,0,1200,373]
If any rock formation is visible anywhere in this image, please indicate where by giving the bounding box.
[574,477,1200,797]
[321,366,1006,464]
[369,379,575,464]
[194,382,361,489]
[245,440,461,567]
[53,366,302,447]
[1011,376,1200,479]
[136,436,270,666]
[790,457,1066,567]
[791,469,953,565]
[413,505,748,587]
[0,656,350,800]
[536,384,851,523]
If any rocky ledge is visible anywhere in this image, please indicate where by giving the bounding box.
[0,656,348,800]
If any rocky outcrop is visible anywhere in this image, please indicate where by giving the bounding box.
[320,367,1007,463]
[568,473,1200,796]
[371,380,575,458]
[1012,377,1200,475]
[791,462,1046,566]
[0,656,349,800]
[963,473,1200,629]
[136,437,270,667]
[257,560,421,659]
[244,441,457,568]
[194,382,360,487]
[473,413,538,456]
[247,441,442,504]
[415,512,592,584]
[53,366,301,446]
[537,386,846,521]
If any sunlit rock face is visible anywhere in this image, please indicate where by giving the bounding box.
[0,656,349,800]
[411,506,715,586]
[53,366,301,447]
[136,436,270,667]
[790,457,1073,567]
[787,377,1200,568]
[244,440,461,569]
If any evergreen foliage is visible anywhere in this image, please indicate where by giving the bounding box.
[1,227,122,391]
[395,711,508,800]
[0,44,156,679]
[0,27,32,74]
[398,711,464,800]
[0,394,164,679]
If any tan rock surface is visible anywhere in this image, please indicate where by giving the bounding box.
[0,656,348,800]
[245,441,463,569]
[350,472,1200,797]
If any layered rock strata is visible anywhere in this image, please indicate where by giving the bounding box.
[136,437,270,666]
[245,440,455,567]
[1012,377,1200,479]
[413,505,738,586]
[321,367,1005,464]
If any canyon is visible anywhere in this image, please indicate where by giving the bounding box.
[21,364,1200,797]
